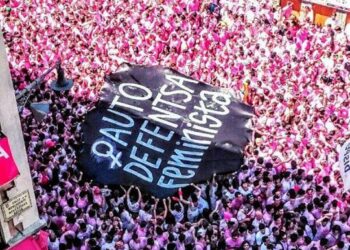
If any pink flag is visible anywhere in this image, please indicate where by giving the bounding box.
[9,231,49,250]
[0,136,19,186]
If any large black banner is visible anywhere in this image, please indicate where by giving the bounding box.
[79,64,253,198]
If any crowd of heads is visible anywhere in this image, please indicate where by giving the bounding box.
[2,0,350,249]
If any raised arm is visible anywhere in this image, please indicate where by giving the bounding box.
[179,200,184,211]
[162,199,168,219]
[209,200,222,219]
[212,173,217,185]
[120,186,127,198]
[192,218,205,228]
[281,155,293,165]
[191,183,202,197]
[126,185,133,203]
[179,188,191,205]
[153,198,159,219]
[167,197,173,213]
[136,187,142,203]
[316,213,333,225]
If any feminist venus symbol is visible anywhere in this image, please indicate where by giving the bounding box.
[92,141,122,169]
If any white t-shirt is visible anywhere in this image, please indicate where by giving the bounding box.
[139,209,152,222]
[171,209,184,222]
[255,228,270,245]
[325,17,336,28]
[127,199,140,213]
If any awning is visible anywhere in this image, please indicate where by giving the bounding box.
[0,136,19,186]
[8,230,48,250]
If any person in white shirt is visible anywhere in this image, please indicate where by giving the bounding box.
[138,203,153,222]
[255,223,270,246]
[101,234,115,250]
[238,181,253,196]
[119,203,133,230]
[345,22,350,41]
[245,6,256,24]
[305,6,314,23]
[48,231,60,250]
[126,185,141,213]
[325,14,337,29]
[168,197,185,222]
[260,236,272,250]
[334,27,347,47]
[322,51,335,74]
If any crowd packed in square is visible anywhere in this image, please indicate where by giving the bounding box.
[2,0,350,249]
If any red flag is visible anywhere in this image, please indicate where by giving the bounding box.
[0,137,19,186]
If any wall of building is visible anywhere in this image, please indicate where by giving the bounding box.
[280,0,350,26]
[0,32,44,246]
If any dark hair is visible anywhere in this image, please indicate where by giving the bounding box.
[304,236,312,245]
[329,186,337,194]
[179,233,186,243]
[337,241,345,248]
[156,226,163,235]
[320,238,328,246]
[88,209,96,217]
[288,189,296,199]
[66,198,74,207]
[140,221,147,228]
[291,160,297,169]
[316,185,323,192]
[174,203,181,212]
[88,238,97,247]
[321,194,328,203]
[212,212,220,221]
[167,242,177,250]
[240,240,250,248]
[290,233,298,242]
[306,175,313,182]
[265,162,273,169]
[218,237,226,249]
[132,233,138,241]
[323,176,330,183]
[147,238,154,245]
[332,225,341,233]
[118,203,125,212]
[144,203,151,212]
[56,206,63,216]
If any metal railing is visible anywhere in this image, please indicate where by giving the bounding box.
[15,63,57,112]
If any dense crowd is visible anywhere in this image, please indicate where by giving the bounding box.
[2,0,350,249]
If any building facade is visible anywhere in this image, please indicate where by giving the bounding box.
[279,0,350,27]
[0,32,45,249]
